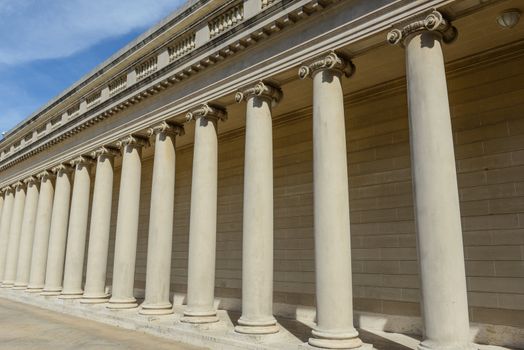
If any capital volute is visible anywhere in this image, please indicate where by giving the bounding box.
[37,170,55,181]
[147,121,185,138]
[12,181,25,190]
[1,186,14,195]
[91,146,120,159]
[185,103,227,123]
[116,134,150,149]
[23,176,38,186]
[52,163,73,175]
[298,51,355,80]
[387,10,457,46]
[235,81,283,106]
[70,155,95,168]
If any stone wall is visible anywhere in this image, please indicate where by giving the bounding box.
[103,55,523,329]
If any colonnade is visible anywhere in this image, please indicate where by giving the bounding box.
[0,12,475,350]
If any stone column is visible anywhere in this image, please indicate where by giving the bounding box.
[2,182,27,287]
[0,187,15,282]
[298,52,365,349]
[82,147,119,303]
[41,164,73,296]
[107,135,148,309]
[60,156,94,298]
[182,104,226,324]
[387,11,474,350]
[13,177,40,289]
[140,122,184,315]
[27,171,55,293]
[234,82,282,334]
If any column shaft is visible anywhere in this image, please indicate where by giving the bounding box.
[27,173,55,292]
[0,189,15,282]
[236,88,278,334]
[42,166,72,295]
[183,107,223,323]
[141,123,181,315]
[299,53,363,349]
[2,183,27,287]
[405,30,472,350]
[108,136,145,309]
[14,178,40,289]
[61,158,92,298]
[82,149,116,303]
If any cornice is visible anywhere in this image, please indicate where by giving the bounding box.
[0,0,332,171]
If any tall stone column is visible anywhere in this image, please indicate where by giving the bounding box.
[2,182,27,287]
[387,11,474,350]
[13,177,40,289]
[0,187,15,282]
[140,122,184,315]
[299,52,365,349]
[82,147,119,303]
[60,156,93,298]
[234,82,282,334]
[27,171,55,293]
[41,164,73,296]
[107,135,148,309]
[182,104,226,324]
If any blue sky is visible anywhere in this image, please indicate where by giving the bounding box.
[0,0,185,136]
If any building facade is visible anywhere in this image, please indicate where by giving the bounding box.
[0,0,523,349]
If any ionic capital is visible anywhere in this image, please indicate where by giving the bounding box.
[116,134,150,149]
[185,103,227,122]
[70,155,95,167]
[12,181,25,190]
[298,51,355,79]
[23,176,38,186]
[235,81,283,106]
[91,146,120,159]
[1,186,14,195]
[37,170,55,181]
[52,163,73,175]
[387,10,457,46]
[147,121,185,138]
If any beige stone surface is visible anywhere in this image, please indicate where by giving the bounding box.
[0,298,201,350]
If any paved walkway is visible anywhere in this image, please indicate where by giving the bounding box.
[0,298,204,350]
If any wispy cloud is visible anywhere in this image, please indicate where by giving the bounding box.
[0,0,185,65]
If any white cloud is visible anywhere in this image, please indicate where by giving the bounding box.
[0,0,185,65]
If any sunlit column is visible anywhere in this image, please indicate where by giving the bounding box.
[387,11,474,350]
[41,164,73,296]
[0,187,15,282]
[107,135,148,309]
[60,156,94,298]
[235,82,282,335]
[13,177,40,289]
[82,146,119,303]
[2,181,27,287]
[27,171,55,293]
[182,104,226,323]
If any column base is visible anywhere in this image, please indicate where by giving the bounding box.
[81,293,110,304]
[418,340,477,350]
[308,328,364,349]
[12,284,28,290]
[58,291,84,299]
[181,309,219,324]
[40,289,62,296]
[107,297,138,310]
[26,287,44,293]
[234,317,279,334]
[139,302,173,315]
[1,281,14,288]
